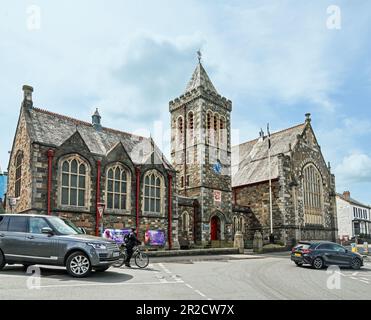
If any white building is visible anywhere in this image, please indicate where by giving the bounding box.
[336,191,371,240]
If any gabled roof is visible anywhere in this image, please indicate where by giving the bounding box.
[25,107,173,170]
[185,63,218,94]
[336,193,370,209]
[232,123,306,187]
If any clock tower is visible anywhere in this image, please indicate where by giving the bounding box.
[169,55,233,245]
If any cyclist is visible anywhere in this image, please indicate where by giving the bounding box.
[125,227,141,267]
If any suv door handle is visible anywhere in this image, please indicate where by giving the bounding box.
[26,235,35,240]
[0,233,5,238]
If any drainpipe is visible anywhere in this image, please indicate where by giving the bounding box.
[47,149,54,215]
[168,174,173,250]
[95,160,101,236]
[136,167,140,237]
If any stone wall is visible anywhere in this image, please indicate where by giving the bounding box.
[6,110,33,213]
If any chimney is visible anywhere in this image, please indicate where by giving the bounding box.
[305,113,311,123]
[258,128,264,142]
[22,85,33,109]
[343,191,350,200]
[92,108,102,131]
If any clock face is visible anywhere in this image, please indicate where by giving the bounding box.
[213,160,222,174]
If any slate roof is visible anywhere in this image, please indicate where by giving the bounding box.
[232,123,306,187]
[185,63,218,94]
[336,193,370,209]
[26,107,173,169]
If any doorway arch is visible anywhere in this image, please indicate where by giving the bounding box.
[210,215,221,241]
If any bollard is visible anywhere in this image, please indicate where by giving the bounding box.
[363,242,369,255]
[351,243,358,253]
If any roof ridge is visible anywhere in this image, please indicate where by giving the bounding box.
[32,107,148,140]
[234,122,305,148]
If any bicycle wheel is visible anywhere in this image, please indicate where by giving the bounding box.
[112,252,127,268]
[134,252,149,268]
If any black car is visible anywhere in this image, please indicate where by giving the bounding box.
[291,241,364,270]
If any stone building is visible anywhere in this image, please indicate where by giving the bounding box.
[6,85,179,249]
[170,62,233,247]
[6,58,338,249]
[232,115,338,245]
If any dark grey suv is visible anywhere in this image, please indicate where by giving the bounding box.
[0,214,120,277]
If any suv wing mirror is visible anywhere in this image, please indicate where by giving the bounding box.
[41,227,54,235]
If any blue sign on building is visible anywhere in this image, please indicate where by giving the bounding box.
[0,173,7,200]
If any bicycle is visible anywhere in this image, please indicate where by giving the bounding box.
[112,244,149,269]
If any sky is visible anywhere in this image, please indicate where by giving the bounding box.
[0,0,370,203]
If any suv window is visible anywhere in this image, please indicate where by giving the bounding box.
[8,216,28,232]
[317,243,336,251]
[333,245,346,253]
[29,217,50,234]
[0,216,9,231]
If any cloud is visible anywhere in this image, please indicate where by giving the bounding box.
[335,152,371,185]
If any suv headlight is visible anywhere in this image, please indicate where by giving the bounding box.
[87,243,107,250]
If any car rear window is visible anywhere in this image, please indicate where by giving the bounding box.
[295,243,311,250]
[8,216,28,232]
[0,216,9,231]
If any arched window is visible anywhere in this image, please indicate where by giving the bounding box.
[214,113,219,146]
[220,116,225,147]
[106,164,130,210]
[15,152,23,198]
[177,117,184,145]
[60,155,89,207]
[206,111,212,144]
[188,112,194,144]
[303,164,323,225]
[143,170,164,214]
[181,211,190,234]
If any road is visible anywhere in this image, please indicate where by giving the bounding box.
[0,253,370,300]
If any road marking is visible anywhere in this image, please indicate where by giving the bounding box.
[194,290,206,298]
[359,280,369,284]
[157,262,212,300]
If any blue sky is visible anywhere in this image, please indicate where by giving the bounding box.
[0,0,370,203]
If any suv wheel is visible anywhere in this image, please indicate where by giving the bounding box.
[66,251,92,278]
[312,257,324,269]
[0,250,5,271]
[351,258,361,270]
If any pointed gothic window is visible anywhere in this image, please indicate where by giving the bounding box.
[220,116,225,147]
[143,170,164,215]
[60,155,89,207]
[177,117,184,145]
[14,152,23,198]
[188,111,194,144]
[106,164,130,210]
[207,111,212,144]
[303,164,323,225]
[214,114,219,146]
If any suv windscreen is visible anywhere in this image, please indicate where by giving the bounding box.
[48,216,81,235]
[8,216,28,232]
[295,243,311,250]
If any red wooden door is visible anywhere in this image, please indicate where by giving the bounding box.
[211,216,219,241]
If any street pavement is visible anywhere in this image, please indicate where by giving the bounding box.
[0,253,370,300]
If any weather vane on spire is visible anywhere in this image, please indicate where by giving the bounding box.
[197,50,202,63]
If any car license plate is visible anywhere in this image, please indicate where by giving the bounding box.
[295,253,301,257]
[113,252,120,258]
